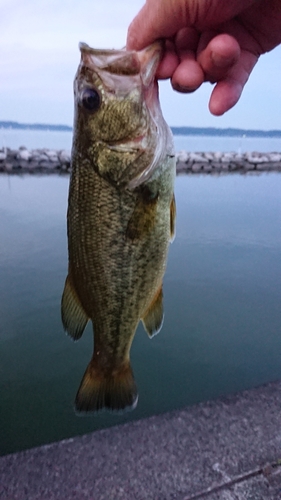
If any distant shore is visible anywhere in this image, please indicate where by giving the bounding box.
[1,147,281,175]
[1,121,281,138]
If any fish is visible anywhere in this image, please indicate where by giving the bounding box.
[61,41,176,413]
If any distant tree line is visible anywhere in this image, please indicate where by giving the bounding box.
[0,121,72,131]
[0,121,281,137]
[171,126,281,137]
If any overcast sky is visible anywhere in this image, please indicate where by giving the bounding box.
[1,0,281,130]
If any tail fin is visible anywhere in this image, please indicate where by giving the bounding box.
[75,359,138,414]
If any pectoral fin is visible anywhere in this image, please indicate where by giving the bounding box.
[142,286,164,338]
[170,194,176,242]
[126,185,158,240]
[61,275,89,340]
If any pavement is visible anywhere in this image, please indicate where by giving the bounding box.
[1,380,281,500]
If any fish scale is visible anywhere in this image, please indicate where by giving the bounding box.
[61,41,176,413]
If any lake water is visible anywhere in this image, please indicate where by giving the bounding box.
[0,171,281,456]
[1,128,281,153]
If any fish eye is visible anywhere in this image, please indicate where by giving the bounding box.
[81,88,101,112]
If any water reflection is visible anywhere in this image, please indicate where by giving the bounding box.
[0,173,280,455]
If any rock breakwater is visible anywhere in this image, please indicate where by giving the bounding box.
[0,147,281,174]
[0,147,71,174]
[176,150,281,173]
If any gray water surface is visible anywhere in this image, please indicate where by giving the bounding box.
[0,173,281,455]
[1,128,281,153]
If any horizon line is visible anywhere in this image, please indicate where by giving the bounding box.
[1,121,281,137]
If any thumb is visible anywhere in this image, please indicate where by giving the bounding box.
[126,0,257,51]
[127,0,188,50]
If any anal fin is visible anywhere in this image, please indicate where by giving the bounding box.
[61,275,89,340]
[142,286,164,338]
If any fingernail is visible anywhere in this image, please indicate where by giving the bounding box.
[172,82,197,93]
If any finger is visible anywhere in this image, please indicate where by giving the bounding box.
[171,57,204,92]
[156,40,179,80]
[208,50,258,115]
[170,27,204,91]
[197,33,241,83]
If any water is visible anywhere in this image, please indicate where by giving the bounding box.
[1,128,281,153]
[173,134,281,153]
[0,172,281,456]
[0,129,73,151]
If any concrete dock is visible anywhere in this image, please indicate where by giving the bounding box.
[1,380,281,499]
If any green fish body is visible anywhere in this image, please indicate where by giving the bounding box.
[61,42,176,413]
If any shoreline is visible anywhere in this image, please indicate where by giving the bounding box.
[1,147,281,175]
[1,380,281,499]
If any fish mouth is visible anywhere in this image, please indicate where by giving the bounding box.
[79,41,163,85]
[79,42,128,56]
[137,42,163,86]
[79,43,141,77]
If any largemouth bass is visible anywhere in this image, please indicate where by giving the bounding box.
[61,41,176,413]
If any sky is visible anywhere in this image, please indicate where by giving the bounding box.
[1,0,281,130]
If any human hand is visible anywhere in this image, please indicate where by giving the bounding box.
[127,0,281,115]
